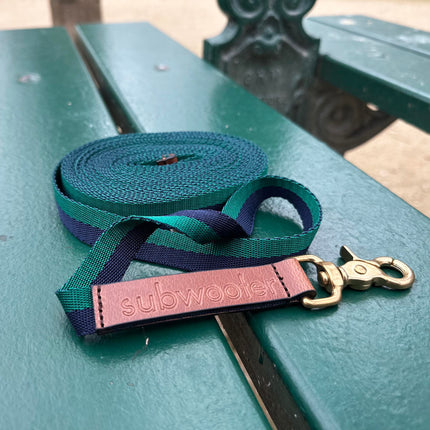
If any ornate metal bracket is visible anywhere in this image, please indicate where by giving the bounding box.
[297,79,395,154]
[205,1,395,153]
[204,0,320,119]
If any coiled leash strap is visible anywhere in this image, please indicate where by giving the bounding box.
[54,132,322,335]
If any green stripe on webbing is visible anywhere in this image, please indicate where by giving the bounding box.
[54,133,322,259]
[55,171,321,259]
[59,131,268,216]
[223,176,321,224]
[57,219,141,313]
[54,132,322,316]
[148,215,219,243]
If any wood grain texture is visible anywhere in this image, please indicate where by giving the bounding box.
[76,22,430,429]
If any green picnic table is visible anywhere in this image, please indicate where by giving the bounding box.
[1,22,429,429]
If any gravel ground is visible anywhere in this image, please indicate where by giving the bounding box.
[1,0,429,216]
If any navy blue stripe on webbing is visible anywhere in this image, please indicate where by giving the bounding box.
[236,186,314,234]
[172,210,247,240]
[92,224,158,285]
[58,206,103,246]
[54,132,322,336]
[56,185,320,272]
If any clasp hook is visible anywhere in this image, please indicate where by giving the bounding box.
[295,246,415,309]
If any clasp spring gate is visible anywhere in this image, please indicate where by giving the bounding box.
[295,246,415,309]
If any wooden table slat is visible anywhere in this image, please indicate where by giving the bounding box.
[77,22,430,429]
[0,27,269,429]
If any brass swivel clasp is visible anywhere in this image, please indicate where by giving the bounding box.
[295,246,415,309]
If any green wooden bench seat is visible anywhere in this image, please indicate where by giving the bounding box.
[0,27,270,429]
[310,15,430,57]
[305,15,430,133]
[76,22,430,429]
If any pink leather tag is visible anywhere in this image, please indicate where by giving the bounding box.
[92,258,315,333]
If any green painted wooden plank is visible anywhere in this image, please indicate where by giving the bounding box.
[77,22,430,429]
[0,27,269,429]
[304,19,430,132]
[309,15,430,58]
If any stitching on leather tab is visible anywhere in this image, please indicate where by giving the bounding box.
[271,264,290,297]
[97,286,104,328]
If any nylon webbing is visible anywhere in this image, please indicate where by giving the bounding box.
[54,132,322,335]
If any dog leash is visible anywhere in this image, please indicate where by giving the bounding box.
[54,132,322,335]
[53,132,414,336]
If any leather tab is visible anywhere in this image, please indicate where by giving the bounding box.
[92,258,315,333]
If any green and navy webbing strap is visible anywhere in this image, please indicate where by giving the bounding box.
[53,132,322,335]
